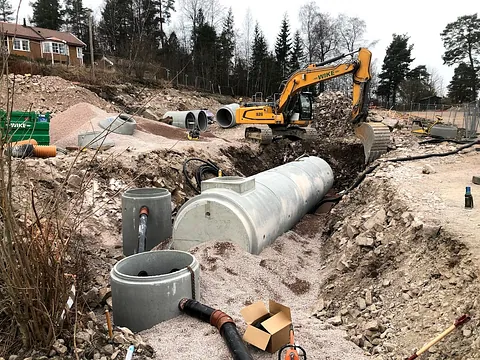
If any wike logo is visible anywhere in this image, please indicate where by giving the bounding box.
[10,123,29,128]
[317,70,335,80]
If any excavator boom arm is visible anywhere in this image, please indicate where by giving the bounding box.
[277,48,372,123]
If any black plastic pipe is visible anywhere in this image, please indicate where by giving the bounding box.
[178,298,254,360]
[136,206,149,254]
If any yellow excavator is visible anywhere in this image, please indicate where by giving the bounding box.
[235,48,390,163]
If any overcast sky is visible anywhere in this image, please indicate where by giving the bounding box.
[11,0,479,94]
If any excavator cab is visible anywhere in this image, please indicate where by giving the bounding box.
[287,92,314,122]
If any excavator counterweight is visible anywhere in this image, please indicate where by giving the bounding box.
[235,48,390,164]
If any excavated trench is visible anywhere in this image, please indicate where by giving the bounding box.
[221,138,365,192]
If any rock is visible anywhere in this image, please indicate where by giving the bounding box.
[383,342,395,352]
[422,224,441,238]
[9,356,18,360]
[364,320,380,331]
[103,344,114,355]
[357,297,367,310]
[382,279,391,287]
[76,331,91,344]
[83,287,100,307]
[111,350,121,360]
[142,108,160,121]
[312,298,325,315]
[113,333,127,344]
[364,209,387,230]
[382,117,399,129]
[67,174,83,188]
[463,329,472,338]
[356,235,374,247]
[346,224,359,239]
[365,290,373,306]
[53,341,68,355]
[422,164,436,174]
[328,316,343,326]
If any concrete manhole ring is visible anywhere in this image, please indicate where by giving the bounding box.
[99,114,137,135]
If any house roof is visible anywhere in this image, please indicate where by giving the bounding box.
[0,21,42,41]
[0,21,86,47]
[32,27,86,47]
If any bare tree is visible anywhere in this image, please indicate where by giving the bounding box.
[337,14,366,52]
[427,66,444,96]
[179,0,206,38]
[299,2,319,63]
[312,12,338,63]
[204,0,225,29]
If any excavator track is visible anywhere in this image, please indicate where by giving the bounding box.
[245,126,274,144]
[355,122,391,164]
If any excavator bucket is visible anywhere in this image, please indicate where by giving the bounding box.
[355,122,390,164]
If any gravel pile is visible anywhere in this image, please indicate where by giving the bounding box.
[0,74,114,113]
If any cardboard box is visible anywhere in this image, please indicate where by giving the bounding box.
[240,300,292,353]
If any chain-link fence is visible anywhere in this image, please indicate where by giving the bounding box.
[463,101,479,139]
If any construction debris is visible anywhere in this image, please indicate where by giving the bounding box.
[312,91,354,137]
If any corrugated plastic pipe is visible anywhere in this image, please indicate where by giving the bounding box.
[179,298,254,360]
[215,103,240,128]
[163,111,196,130]
[32,145,57,158]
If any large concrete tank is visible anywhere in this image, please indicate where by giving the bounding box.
[172,156,334,254]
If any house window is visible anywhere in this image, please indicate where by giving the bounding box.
[13,39,30,51]
[42,41,67,55]
[76,47,83,58]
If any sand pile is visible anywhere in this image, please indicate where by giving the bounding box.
[140,230,368,360]
[49,103,218,151]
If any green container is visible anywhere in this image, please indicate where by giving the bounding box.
[0,110,51,145]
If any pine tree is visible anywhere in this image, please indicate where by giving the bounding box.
[0,0,14,22]
[441,14,480,101]
[274,14,291,79]
[250,23,268,94]
[158,0,175,47]
[377,34,414,106]
[31,0,63,30]
[289,30,305,72]
[63,0,91,45]
[192,8,217,82]
[448,63,479,103]
[99,0,133,55]
[218,8,235,86]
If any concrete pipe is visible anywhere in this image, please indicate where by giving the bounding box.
[163,111,196,130]
[215,103,240,128]
[191,110,209,132]
[110,250,200,332]
[172,156,334,254]
[98,114,137,135]
[122,188,172,256]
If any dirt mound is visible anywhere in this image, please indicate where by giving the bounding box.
[310,164,480,359]
[1,74,115,113]
[313,91,354,137]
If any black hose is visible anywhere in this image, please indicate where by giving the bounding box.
[136,206,149,254]
[183,158,226,194]
[179,298,254,360]
[311,140,480,211]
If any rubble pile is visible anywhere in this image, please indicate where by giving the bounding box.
[312,91,354,137]
[0,74,114,113]
[310,170,480,359]
[99,85,225,122]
